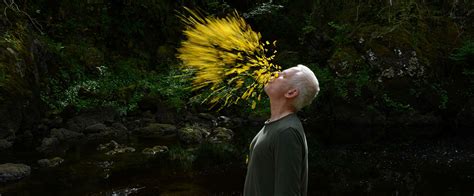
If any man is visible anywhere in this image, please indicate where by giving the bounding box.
[243,64,320,196]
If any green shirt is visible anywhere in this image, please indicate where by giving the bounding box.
[244,113,308,196]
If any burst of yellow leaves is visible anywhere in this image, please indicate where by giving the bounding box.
[177,7,281,110]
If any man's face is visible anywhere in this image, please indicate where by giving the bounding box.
[264,67,299,99]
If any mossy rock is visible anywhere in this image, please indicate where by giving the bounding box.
[327,47,363,76]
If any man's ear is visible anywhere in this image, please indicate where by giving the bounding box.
[285,88,299,99]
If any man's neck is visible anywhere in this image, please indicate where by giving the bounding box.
[269,100,296,123]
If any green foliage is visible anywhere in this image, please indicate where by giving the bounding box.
[311,64,373,103]
[3,0,473,122]
[429,83,449,110]
[328,21,352,46]
[380,93,413,113]
[41,57,191,115]
[0,26,31,99]
[450,40,474,64]
[450,39,474,95]
[378,0,425,26]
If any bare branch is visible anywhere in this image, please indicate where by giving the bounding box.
[2,0,44,34]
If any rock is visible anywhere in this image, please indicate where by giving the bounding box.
[84,123,108,133]
[0,139,13,150]
[105,147,135,155]
[37,157,64,168]
[97,140,135,155]
[142,145,169,156]
[217,116,232,127]
[40,117,63,130]
[178,124,210,145]
[50,128,84,141]
[209,127,234,144]
[198,113,216,121]
[36,137,60,154]
[0,163,31,182]
[185,112,200,122]
[65,108,118,132]
[86,129,127,141]
[112,122,128,132]
[66,116,99,132]
[84,123,128,142]
[97,140,119,151]
[135,123,177,139]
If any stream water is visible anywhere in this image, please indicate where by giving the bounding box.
[1,125,473,195]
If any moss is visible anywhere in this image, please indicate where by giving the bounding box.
[0,26,34,99]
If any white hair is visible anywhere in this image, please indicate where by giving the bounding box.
[290,64,320,111]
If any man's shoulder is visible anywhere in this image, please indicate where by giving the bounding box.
[277,115,303,130]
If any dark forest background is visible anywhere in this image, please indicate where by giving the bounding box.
[1,0,473,135]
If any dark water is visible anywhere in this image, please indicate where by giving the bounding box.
[1,125,474,195]
[0,136,246,195]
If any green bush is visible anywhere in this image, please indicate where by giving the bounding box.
[41,56,191,115]
[310,64,373,103]
[450,39,474,96]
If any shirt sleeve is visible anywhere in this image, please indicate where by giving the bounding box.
[273,128,304,196]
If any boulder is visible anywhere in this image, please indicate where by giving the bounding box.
[112,122,128,132]
[142,145,169,156]
[66,116,99,132]
[37,157,64,168]
[0,163,31,182]
[50,128,84,141]
[84,123,108,134]
[135,123,177,139]
[65,108,118,132]
[86,129,127,141]
[178,124,210,145]
[97,140,119,151]
[35,136,73,155]
[209,127,234,144]
[84,123,128,141]
[216,116,232,127]
[97,140,135,155]
[105,147,135,155]
[198,113,216,121]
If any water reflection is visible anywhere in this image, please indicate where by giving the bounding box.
[0,125,473,195]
